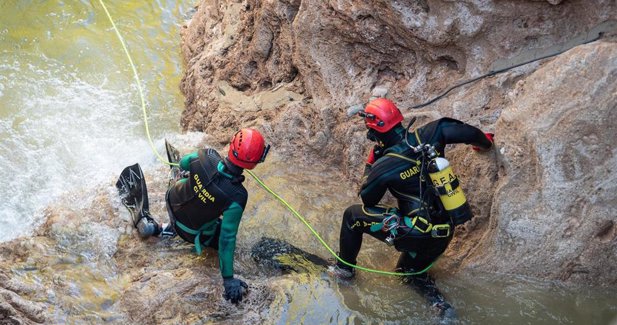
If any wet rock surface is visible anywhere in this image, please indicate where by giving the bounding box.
[0,172,278,324]
[0,151,358,324]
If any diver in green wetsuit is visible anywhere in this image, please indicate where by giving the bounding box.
[117,128,270,304]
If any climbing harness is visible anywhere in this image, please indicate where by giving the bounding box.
[369,208,453,245]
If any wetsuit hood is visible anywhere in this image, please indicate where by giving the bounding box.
[222,157,244,176]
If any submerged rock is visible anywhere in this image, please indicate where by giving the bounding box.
[251,237,329,274]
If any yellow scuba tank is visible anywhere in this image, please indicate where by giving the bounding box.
[427,157,473,225]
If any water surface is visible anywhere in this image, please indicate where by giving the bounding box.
[0,0,191,241]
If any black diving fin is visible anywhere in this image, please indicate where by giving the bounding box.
[165,139,181,166]
[116,163,158,238]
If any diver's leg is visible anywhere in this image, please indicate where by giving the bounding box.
[332,205,388,278]
[204,219,222,250]
[159,191,178,238]
[337,205,363,268]
[396,250,456,320]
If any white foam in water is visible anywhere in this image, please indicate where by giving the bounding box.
[0,55,166,242]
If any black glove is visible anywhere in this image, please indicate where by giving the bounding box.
[472,132,494,152]
[223,277,248,304]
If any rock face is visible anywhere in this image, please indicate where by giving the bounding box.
[484,42,617,285]
[179,0,617,286]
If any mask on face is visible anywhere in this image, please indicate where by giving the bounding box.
[366,128,379,142]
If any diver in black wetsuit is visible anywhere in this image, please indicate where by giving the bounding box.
[117,128,270,304]
[329,98,493,318]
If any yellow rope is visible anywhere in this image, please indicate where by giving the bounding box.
[99,0,431,277]
[98,0,178,167]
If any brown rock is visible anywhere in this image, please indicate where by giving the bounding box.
[476,41,617,285]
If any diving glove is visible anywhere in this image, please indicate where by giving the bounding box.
[472,132,494,151]
[223,277,248,304]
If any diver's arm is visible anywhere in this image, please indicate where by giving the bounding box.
[218,202,244,279]
[359,145,387,195]
[359,165,388,206]
[179,152,199,171]
[360,150,375,187]
[438,119,493,150]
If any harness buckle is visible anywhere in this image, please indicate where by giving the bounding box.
[411,216,432,233]
[431,224,451,238]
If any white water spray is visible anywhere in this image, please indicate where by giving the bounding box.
[0,55,165,241]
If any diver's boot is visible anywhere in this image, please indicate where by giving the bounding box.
[433,301,457,324]
[404,273,457,323]
[327,263,355,280]
[158,223,177,238]
[136,218,158,238]
[134,208,162,239]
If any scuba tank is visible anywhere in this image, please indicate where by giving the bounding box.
[427,157,473,225]
[402,118,473,226]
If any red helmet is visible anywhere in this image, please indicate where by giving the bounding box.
[228,128,270,170]
[359,98,403,132]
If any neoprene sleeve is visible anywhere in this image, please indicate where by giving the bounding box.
[219,202,243,278]
[440,124,493,150]
[179,152,198,170]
